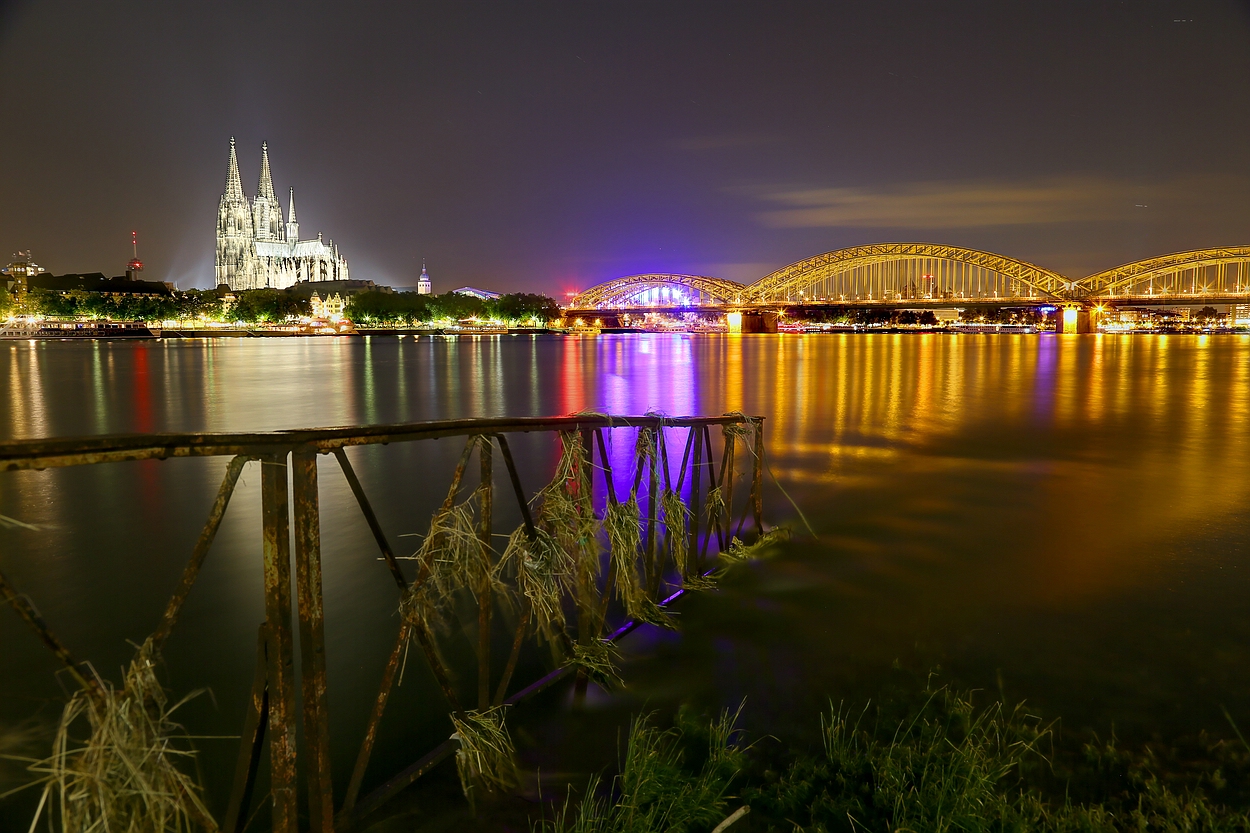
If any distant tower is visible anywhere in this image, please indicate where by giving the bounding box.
[285,187,299,242]
[215,137,256,288]
[417,260,432,295]
[126,231,144,280]
[252,141,285,242]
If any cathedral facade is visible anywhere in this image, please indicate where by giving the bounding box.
[215,138,350,290]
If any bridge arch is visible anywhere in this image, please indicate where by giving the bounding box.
[743,243,1070,303]
[570,274,747,308]
[1077,247,1250,298]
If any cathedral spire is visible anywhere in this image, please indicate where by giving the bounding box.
[223,137,245,203]
[257,141,278,201]
[286,187,299,242]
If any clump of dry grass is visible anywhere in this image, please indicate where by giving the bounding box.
[658,489,689,579]
[495,523,573,643]
[565,640,624,690]
[452,706,519,809]
[719,527,791,567]
[22,638,217,833]
[604,499,643,614]
[537,433,600,607]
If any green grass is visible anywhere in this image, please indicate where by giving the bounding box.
[541,686,1250,833]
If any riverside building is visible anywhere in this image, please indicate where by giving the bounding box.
[215,138,350,290]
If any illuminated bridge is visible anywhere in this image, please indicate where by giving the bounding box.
[564,244,1250,329]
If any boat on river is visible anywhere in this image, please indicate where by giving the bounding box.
[0,320,158,340]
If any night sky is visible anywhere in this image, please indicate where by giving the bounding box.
[2,0,1248,295]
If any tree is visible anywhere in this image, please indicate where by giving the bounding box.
[918,311,939,326]
[1195,306,1219,322]
[485,293,562,324]
[428,292,485,321]
[229,289,308,323]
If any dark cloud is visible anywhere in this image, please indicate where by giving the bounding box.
[749,175,1250,230]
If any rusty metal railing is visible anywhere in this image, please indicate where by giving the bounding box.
[0,414,768,833]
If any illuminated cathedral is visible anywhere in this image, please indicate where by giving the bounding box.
[215,138,350,290]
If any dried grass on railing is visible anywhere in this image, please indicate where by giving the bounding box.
[658,489,690,580]
[495,524,572,643]
[402,423,785,805]
[23,638,217,833]
[564,640,624,690]
[451,706,519,810]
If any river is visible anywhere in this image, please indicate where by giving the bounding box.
[2,333,1249,827]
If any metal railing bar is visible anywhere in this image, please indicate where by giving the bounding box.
[0,567,97,695]
[494,434,537,541]
[332,448,408,591]
[476,443,494,711]
[224,623,270,833]
[152,455,249,649]
[0,415,756,473]
[340,619,411,818]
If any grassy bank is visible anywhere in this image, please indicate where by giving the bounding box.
[542,685,1250,833]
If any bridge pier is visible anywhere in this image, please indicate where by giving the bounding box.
[1057,303,1095,334]
[727,310,778,334]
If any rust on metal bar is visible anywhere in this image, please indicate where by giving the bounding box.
[752,420,765,532]
[644,433,659,595]
[153,455,249,649]
[700,426,725,558]
[687,427,702,579]
[477,440,493,710]
[492,604,531,706]
[495,433,537,541]
[658,426,673,492]
[439,436,478,514]
[333,448,407,590]
[224,623,270,833]
[409,618,464,716]
[341,619,411,816]
[347,735,459,824]
[0,567,97,694]
[723,429,737,545]
[593,429,618,505]
[261,455,299,833]
[292,449,334,833]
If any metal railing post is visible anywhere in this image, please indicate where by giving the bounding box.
[260,454,299,833]
[292,448,334,833]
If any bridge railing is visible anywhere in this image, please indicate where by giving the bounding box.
[0,414,769,833]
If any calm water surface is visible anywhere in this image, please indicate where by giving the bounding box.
[2,334,1249,825]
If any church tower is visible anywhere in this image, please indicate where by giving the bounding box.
[252,142,285,242]
[285,187,300,242]
[417,261,432,295]
[215,137,255,288]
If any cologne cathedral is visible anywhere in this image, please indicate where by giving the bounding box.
[215,139,350,290]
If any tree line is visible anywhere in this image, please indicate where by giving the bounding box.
[0,287,562,326]
[344,291,562,326]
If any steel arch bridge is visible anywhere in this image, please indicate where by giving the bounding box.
[1075,246,1250,302]
[570,273,747,308]
[565,244,1250,313]
[742,243,1070,303]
